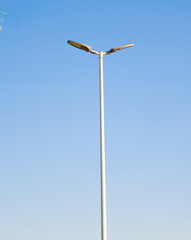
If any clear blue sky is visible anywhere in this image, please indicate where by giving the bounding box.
[0,0,191,240]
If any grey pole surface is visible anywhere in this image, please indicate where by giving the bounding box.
[99,51,107,240]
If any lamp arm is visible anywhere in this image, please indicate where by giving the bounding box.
[90,49,99,55]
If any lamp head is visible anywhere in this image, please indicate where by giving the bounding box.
[107,43,134,54]
[67,40,92,52]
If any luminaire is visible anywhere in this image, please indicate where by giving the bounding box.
[67,40,134,55]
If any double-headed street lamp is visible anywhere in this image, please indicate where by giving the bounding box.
[67,40,134,240]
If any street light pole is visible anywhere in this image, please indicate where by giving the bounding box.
[99,51,107,240]
[67,40,134,240]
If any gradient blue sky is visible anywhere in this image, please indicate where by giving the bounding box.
[0,0,191,240]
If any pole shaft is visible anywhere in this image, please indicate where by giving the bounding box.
[99,52,107,240]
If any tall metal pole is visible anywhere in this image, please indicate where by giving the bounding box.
[99,51,107,240]
[67,40,133,240]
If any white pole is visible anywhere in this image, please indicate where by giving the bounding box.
[99,51,107,240]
